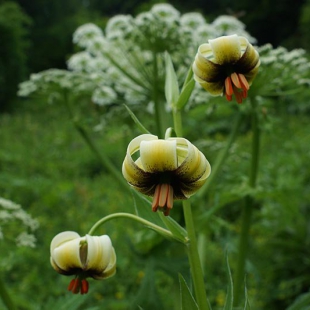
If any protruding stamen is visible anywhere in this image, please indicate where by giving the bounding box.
[152,184,174,216]
[81,279,89,295]
[231,72,241,88]
[224,77,233,96]
[68,278,81,294]
[238,73,249,90]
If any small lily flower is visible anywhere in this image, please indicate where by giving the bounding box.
[50,231,116,294]
[193,34,260,103]
[122,134,211,216]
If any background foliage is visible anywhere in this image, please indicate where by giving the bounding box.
[1,1,310,309]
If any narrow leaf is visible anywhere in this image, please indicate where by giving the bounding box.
[159,212,188,243]
[286,291,310,310]
[179,274,199,310]
[165,52,179,108]
[244,285,251,310]
[223,254,234,310]
[123,104,150,134]
[176,78,195,110]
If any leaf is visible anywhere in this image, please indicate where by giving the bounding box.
[179,274,199,310]
[244,285,251,310]
[165,52,179,108]
[223,254,234,310]
[123,104,150,134]
[176,78,195,110]
[158,212,188,243]
[286,291,310,310]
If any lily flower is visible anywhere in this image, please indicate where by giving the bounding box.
[122,134,211,216]
[192,34,260,103]
[50,231,116,294]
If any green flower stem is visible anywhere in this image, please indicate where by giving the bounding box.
[183,200,210,310]
[233,100,260,306]
[153,52,166,138]
[62,91,129,192]
[87,212,185,243]
[0,276,17,310]
[197,112,243,199]
[171,97,209,309]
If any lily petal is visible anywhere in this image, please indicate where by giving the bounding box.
[86,235,112,273]
[174,138,211,182]
[194,76,224,95]
[51,237,83,272]
[209,34,241,65]
[93,247,117,280]
[139,140,178,172]
[122,134,158,186]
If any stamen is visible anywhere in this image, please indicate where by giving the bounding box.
[231,72,241,88]
[68,278,81,294]
[224,77,233,96]
[152,184,161,212]
[81,279,89,295]
[151,184,174,216]
[238,73,249,90]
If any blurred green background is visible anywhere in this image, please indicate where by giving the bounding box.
[1,0,310,309]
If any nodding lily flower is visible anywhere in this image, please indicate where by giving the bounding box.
[193,34,260,104]
[122,134,211,216]
[50,231,116,294]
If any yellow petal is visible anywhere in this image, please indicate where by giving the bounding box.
[209,34,241,65]
[51,237,83,271]
[174,138,211,182]
[86,235,113,272]
[50,231,80,253]
[194,76,224,95]
[122,134,158,185]
[139,139,178,172]
[93,247,117,280]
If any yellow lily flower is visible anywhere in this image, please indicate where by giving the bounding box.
[50,231,116,294]
[122,134,211,216]
[193,34,260,103]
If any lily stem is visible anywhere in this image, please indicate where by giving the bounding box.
[0,276,17,310]
[183,200,210,310]
[87,212,185,243]
[197,112,243,198]
[62,91,129,193]
[233,100,260,305]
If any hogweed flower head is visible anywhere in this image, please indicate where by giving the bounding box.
[122,134,211,216]
[50,231,116,294]
[193,34,260,104]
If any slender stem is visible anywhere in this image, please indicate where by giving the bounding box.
[173,108,183,137]
[183,200,210,310]
[197,112,243,198]
[152,52,166,138]
[62,91,129,193]
[87,212,186,243]
[0,276,17,310]
[233,100,260,305]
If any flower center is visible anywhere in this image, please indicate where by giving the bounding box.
[152,183,174,216]
[68,277,89,294]
[224,72,250,104]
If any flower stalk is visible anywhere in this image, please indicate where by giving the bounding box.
[88,212,187,244]
[233,99,260,305]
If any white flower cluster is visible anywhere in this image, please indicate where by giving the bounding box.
[18,3,310,112]
[0,197,39,248]
[253,44,310,97]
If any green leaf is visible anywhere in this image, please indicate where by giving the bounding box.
[176,78,195,110]
[286,291,310,310]
[179,274,199,310]
[165,52,179,108]
[159,212,188,243]
[244,285,251,310]
[223,254,234,310]
[123,104,150,134]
